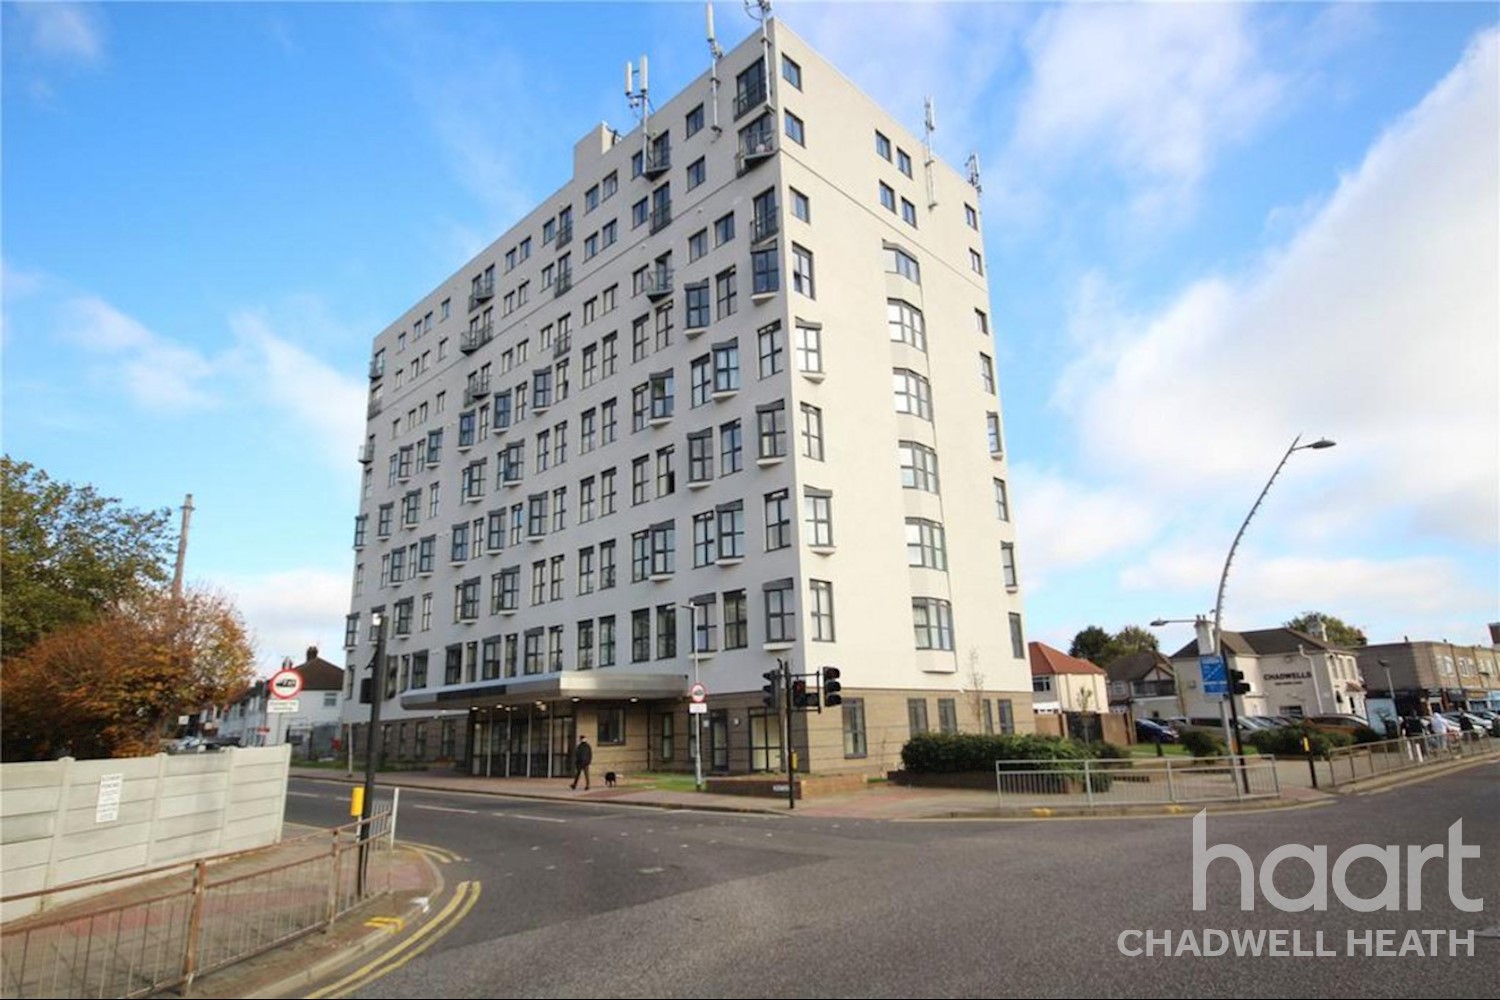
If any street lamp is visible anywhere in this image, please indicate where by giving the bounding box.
[358,610,387,897]
[679,602,704,791]
[1212,435,1335,769]
[1380,658,1397,732]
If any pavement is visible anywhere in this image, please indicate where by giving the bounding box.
[5,749,1492,1000]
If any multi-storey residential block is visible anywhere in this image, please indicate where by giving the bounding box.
[340,16,1031,777]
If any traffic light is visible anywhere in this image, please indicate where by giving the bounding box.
[1229,669,1251,696]
[761,670,779,709]
[822,667,842,707]
[792,678,810,709]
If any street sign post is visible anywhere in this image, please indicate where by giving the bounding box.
[1199,654,1227,696]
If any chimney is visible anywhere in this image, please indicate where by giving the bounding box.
[306,646,318,663]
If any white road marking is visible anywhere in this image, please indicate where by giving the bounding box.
[412,805,478,815]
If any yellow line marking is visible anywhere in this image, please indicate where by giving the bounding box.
[306,880,480,999]
[401,841,460,864]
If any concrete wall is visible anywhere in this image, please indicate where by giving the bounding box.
[0,745,290,920]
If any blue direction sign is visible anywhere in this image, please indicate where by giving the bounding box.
[1199,654,1228,696]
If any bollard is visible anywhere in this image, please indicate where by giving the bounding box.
[1302,736,1318,789]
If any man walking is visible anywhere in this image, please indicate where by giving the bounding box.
[570,735,593,791]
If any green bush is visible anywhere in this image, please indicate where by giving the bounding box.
[1181,729,1226,758]
[900,732,1096,773]
[1245,724,1354,757]
[1352,726,1384,745]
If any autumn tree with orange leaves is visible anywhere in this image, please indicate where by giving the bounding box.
[3,587,255,760]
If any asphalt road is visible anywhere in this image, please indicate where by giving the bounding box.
[285,763,1499,998]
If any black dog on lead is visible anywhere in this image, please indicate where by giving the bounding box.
[604,770,618,788]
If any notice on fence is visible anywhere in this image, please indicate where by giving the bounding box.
[96,773,124,823]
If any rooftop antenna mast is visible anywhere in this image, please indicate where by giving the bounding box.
[625,54,654,161]
[706,4,723,136]
[967,151,983,196]
[923,96,939,210]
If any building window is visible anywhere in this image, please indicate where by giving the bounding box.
[714,212,735,246]
[993,478,1010,521]
[901,199,917,227]
[764,489,791,551]
[841,698,867,757]
[713,341,740,393]
[1009,612,1025,659]
[685,281,710,329]
[716,501,745,560]
[781,54,802,89]
[656,604,677,659]
[795,322,822,374]
[650,520,675,576]
[987,412,1004,455]
[632,456,649,505]
[980,353,996,394]
[887,300,925,351]
[791,188,810,222]
[598,616,616,666]
[810,580,835,641]
[756,402,786,459]
[875,131,892,160]
[655,446,676,497]
[898,440,940,493]
[693,512,715,568]
[686,156,706,190]
[659,712,675,760]
[998,699,1015,734]
[1002,542,1018,588]
[598,707,625,745]
[965,203,979,229]
[758,322,784,378]
[879,182,896,212]
[751,246,779,295]
[723,590,748,649]
[893,369,933,420]
[937,698,958,734]
[799,403,823,460]
[631,609,651,662]
[715,268,738,319]
[764,580,795,643]
[913,598,954,650]
[885,246,920,283]
[784,110,804,146]
[686,103,705,137]
[719,419,743,475]
[688,228,708,261]
[804,489,833,547]
[905,518,947,570]
[897,148,913,178]
[791,245,815,298]
[907,698,928,736]
[970,249,984,275]
[688,430,714,482]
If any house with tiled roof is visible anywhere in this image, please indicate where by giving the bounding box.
[1029,643,1109,715]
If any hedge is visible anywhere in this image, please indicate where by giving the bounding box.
[900,732,1101,773]
[1245,724,1354,758]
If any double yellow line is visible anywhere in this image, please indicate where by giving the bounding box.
[306,880,482,999]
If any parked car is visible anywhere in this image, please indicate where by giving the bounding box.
[1135,718,1179,743]
[1304,714,1371,736]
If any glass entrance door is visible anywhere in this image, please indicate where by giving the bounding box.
[748,710,782,772]
[709,710,729,771]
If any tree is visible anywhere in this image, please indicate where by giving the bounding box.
[1110,625,1160,658]
[1,586,255,761]
[1285,611,1367,648]
[1068,626,1113,664]
[1,457,173,660]
[1069,624,1161,666]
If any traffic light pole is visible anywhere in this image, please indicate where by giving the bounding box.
[781,659,795,811]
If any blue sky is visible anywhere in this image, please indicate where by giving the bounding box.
[4,2,1497,673]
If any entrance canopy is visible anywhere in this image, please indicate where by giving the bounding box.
[399,670,691,712]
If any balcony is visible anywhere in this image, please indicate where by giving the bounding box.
[460,324,494,354]
[644,268,674,301]
[736,127,776,175]
[366,396,384,419]
[368,356,385,380]
[553,269,573,298]
[357,442,374,465]
[468,275,495,311]
[464,375,492,406]
[643,146,671,180]
[734,81,769,120]
[751,213,779,244]
[555,222,573,250]
[649,202,673,235]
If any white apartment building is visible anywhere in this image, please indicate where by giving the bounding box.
[340,16,1031,777]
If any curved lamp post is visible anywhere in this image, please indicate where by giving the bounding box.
[1212,435,1335,765]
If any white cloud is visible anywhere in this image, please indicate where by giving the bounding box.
[13,2,104,63]
[62,296,223,411]
[230,312,367,468]
[1054,27,1500,547]
[1010,464,1158,577]
[1012,4,1282,215]
[211,567,353,673]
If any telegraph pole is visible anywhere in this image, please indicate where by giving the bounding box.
[172,494,194,599]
